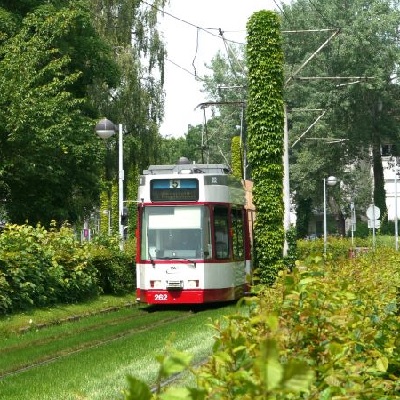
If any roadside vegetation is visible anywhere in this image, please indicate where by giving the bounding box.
[0,302,235,400]
[1,235,399,399]
[0,223,134,314]
[125,240,400,399]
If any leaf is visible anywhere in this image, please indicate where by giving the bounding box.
[257,339,283,390]
[161,350,193,377]
[376,356,388,372]
[282,361,314,392]
[160,387,206,400]
[124,376,152,400]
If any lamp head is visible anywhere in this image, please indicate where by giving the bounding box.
[95,118,116,139]
[327,176,338,186]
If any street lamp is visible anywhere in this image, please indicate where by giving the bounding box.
[323,176,337,257]
[95,118,124,249]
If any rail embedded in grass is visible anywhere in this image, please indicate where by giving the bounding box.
[0,304,235,400]
[0,308,194,379]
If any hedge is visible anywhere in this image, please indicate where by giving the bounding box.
[0,223,135,314]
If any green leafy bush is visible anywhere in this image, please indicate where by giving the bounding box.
[124,247,400,399]
[89,235,135,295]
[0,223,135,314]
[297,237,352,261]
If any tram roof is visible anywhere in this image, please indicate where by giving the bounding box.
[143,163,231,176]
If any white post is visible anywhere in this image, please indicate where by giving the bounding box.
[350,202,355,248]
[283,105,290,256]
[118,123,124,250]
[323,178,327,257]
[395,159,398,251]
[324,176,337,257]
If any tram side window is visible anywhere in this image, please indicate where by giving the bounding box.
[214,206,230,259]
[231,208,244,260]
[202,207,212,259]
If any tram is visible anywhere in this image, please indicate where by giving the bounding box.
[135,157,252,305]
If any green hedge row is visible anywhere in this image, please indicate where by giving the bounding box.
[0,223,135,314]
[297,235,397,261]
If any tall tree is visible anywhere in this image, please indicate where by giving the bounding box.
[88,0,166,233]
[0,1,118,225]
[281,0,400,233]
[247,10,284,285]
[200,46,247,168]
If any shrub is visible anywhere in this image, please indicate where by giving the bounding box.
[89,235,135,295]
[0,223,136,314]
[124,247,400,399]
[0,224,57,311]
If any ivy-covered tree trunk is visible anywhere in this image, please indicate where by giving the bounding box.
[246,11,284,285]
[231,135,243,179]
[295,196,312,239]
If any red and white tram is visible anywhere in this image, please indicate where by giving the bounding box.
[135,158,252,305]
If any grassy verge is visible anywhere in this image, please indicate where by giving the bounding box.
[0,294,136,335]
[0,308,188,377]
[0,299,238,400]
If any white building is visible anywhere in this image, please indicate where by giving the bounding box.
[382,149,400,222]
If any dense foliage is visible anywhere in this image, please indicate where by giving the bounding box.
[282,0,400,233]
[0,224,134,314]
[0,1,115,225]
[246,11,285,285]
[0,0,166,228]
[125,242,400,399]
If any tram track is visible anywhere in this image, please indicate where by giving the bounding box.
[0,302,238,400]
[0,308,196,380]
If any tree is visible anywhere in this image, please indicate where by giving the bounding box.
[0,1,118,225]
[281,0,400,234]
[199,46,247,168]
[88,0,166,234]
[0,0,167,228]
[247,10,285,285]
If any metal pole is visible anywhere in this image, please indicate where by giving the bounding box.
[240,104,246,180]
[395,160,398,251]
[323,178,327,257]
[350,202,354,248]
[118,123,124,250]
[283,105,290,256]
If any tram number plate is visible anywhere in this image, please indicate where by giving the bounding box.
[154,293,168,301]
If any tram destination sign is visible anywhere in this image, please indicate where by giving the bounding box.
[150,178,199,202]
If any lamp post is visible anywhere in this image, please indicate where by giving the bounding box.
[95,118,124,249]
[323,176,337,257]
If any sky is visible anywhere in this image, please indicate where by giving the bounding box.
[159,0,285,138]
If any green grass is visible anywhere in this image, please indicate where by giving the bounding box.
[0,294,137,335]
[0,307,187,377]
[0,299,238,399]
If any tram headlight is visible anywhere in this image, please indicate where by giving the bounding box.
[187,280,199,288]
[150,280,162,289]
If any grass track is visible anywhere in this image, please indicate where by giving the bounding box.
[0,303,236,399]
[0,307,188,378]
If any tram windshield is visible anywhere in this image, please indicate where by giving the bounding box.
[141,206,211,260]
